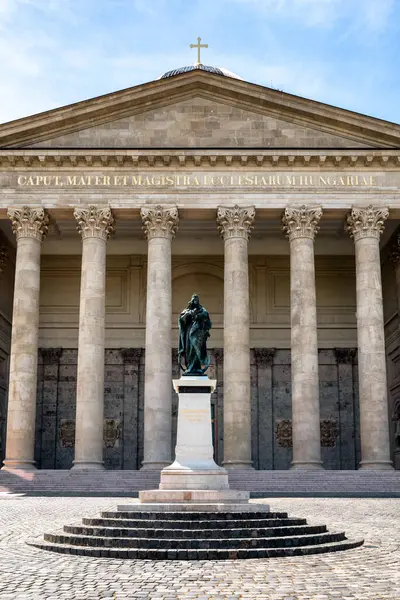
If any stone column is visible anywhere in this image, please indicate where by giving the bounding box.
[346,205,393,469]
[141,205,179,469]
[217,205,255,469]
[2,207,49,470]
[72,206,114,470]
[282,205,323,469]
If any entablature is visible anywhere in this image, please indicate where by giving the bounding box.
[1,148,400,169]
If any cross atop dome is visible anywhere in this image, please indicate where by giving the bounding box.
[190,36,208,66]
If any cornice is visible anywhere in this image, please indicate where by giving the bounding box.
[1,149,400,169]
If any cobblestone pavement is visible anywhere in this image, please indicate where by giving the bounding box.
[0,496,398,599]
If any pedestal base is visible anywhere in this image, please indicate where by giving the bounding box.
[160,467,229,490]
[138,489,250,505]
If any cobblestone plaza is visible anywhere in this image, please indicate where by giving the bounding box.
[0,496,397,599]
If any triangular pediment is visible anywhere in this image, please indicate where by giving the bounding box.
[0,70,399,149]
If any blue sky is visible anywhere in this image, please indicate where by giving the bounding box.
[0,0,399,124]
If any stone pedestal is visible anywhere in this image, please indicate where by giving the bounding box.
[138,376,257,507]
[160,376,228,490]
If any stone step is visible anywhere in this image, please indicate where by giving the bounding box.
[29,537,364,560]
[44,531,346,550]
[83,516,305,529]
[65,524,326,539]
[101,510,288,520]
[2,469,399,496]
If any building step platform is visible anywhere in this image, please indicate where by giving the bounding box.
[28,506,364,560]
[1,469,400,496]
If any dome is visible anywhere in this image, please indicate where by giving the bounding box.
[160,64,243,80]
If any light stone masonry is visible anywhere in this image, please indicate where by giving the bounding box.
[346,205,393,470]
[72,205,114,469]
[141,205,179,469]
[217,205,255,469]
[2,206,48,469]
[282,205,323,469]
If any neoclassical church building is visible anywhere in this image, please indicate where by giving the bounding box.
[1,51,400,476]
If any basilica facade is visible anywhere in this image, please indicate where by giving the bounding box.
[1,63,400,472]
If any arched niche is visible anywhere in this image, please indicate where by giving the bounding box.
[172,262,223,325]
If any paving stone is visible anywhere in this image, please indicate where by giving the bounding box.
[0,497,399,598]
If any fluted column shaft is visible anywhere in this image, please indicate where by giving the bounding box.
[217,205,255,469]
[141,206,179,469]
[72,206,114,470]
[282,205,323,469]
[3,207,48,470]
[346,205,393,470]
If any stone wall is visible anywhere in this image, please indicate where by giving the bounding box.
[33,347,360,470]
[29,98,369,149]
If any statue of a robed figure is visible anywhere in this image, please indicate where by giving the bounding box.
[178,294,212,376]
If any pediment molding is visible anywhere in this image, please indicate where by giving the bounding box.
[1,71,400,148]
[0,148,399,169]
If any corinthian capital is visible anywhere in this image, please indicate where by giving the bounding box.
[140,205,179,240]
[0,245,7,276]
[74,205,114,241]
[282,205,322,241]
[217,205,255,241]
[7,206,49,242]
[346,205,388,241]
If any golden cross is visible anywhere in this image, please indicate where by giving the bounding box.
[190,36,208,65]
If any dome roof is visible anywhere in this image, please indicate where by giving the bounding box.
[160,64,242,80]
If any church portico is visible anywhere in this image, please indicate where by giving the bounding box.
[0,65,399,480]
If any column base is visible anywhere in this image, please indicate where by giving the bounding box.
[359,460,394,470]
[222,460,254,470]
[141,461,171,471]
[291,461,324,470]
[1,459,36,470]
[71,461,105,470]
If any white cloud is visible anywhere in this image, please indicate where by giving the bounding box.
[223,0,395,32]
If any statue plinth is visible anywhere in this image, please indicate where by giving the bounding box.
[138,375,258,507]
[160,376,228,490]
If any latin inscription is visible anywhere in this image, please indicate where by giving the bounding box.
[15,172,378,188]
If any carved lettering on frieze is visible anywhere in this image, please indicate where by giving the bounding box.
[275,419,292,448]
[103,419,120,448]
[59,419,75,449]
[320,419,339,448]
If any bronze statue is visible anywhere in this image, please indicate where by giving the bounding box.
[178,294,212,376]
